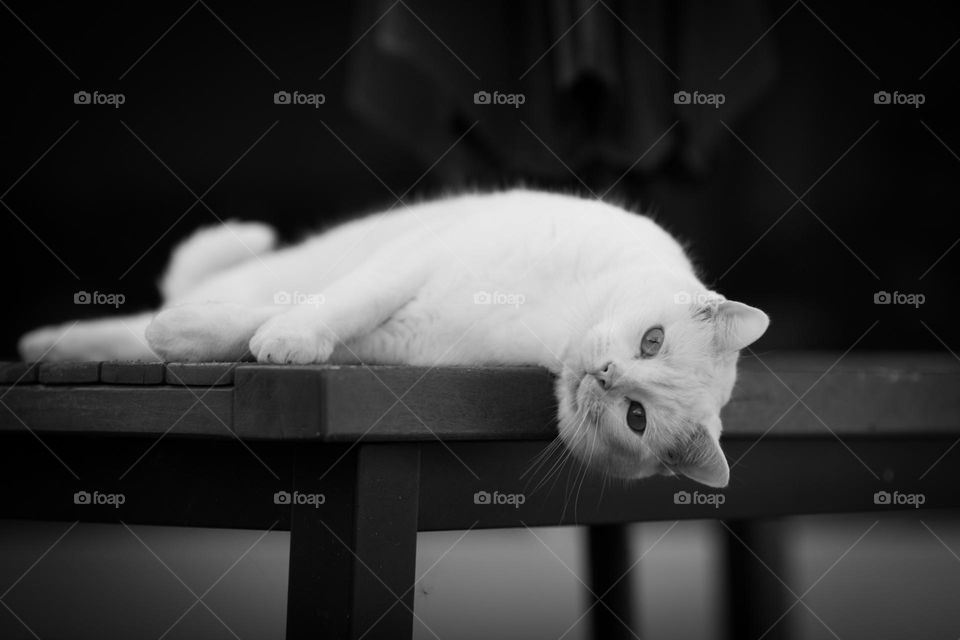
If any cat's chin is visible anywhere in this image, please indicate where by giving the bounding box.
[568,370,607,414]
[556,378,658,480]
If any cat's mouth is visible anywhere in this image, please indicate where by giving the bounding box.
[571,371,603,413]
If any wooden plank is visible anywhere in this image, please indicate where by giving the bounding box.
[0,387,233,436]
[100,362,166,385]
[318,366,557,441]
[1,435,957,530]
[0,362,39,384]
[725,354,960,436]
[234,366,325,439]
[38,362,100,384]
[233,354,960,440]
[416,438,960,530]
[235,364,557,441]
[738,351,960,374]
[2,353,959,440]
[0,433,292,530]
[165,362,237,386]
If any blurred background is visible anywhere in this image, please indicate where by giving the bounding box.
[1,0,959,638]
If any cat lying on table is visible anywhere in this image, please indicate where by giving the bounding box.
[19,189,769,488]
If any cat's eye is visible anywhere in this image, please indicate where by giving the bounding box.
[640,327,664,357]
[627,401,646,434]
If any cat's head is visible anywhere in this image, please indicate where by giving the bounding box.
[556,280,769,488]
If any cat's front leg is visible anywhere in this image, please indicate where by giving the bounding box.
[249,262,425,364]
[248,306,340,364]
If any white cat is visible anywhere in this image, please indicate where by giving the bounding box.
[19,189,768,487]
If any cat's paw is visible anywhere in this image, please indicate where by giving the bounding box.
[146,304,249,362]
[249,314,337,364]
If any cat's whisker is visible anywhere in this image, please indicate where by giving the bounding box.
[597,465,609,510]
[521,437,562,475]
[568,426,591,519]
[573,415,600,521]
[541,431,581,498]
[581,412,602,513]
[534,428,585,496]
[529,435,577,495]
[534,407,591,496]
[520,436,567,488]
[561,402,600,520]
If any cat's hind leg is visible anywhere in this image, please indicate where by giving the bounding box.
[146,302,284,361]
[18,312,158,362]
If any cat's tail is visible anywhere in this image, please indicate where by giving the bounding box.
[160,221,277,302]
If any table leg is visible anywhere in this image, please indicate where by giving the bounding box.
[722,519,791,640]
[350,444,421,639]
[587,523,638,639]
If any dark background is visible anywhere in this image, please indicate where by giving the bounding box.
[1,0,957,358]
[2,2,960,640]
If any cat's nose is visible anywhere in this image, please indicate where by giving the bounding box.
[590,361,616,390]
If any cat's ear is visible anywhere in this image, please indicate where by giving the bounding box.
[712,300,769,353]
[678,430,730,488]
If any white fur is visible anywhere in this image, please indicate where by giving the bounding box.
[19,189,769,486]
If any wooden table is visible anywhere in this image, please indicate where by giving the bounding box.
[1,354,959,639]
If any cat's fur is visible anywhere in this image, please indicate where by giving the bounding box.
[19,189,769,487]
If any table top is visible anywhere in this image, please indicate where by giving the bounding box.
[1,353,958,441]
